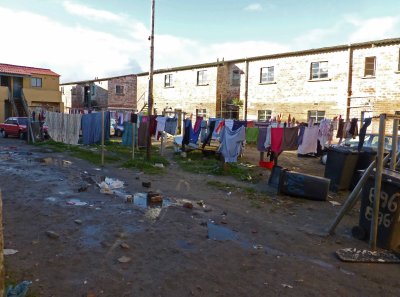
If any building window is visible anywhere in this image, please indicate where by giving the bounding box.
[91,84,96,96]
[308,110,325,123]
[196,108,207,118]
[361,111,373,123]
[260,67,274,83]
[197,70,208,85]
[257,110,272,122]
[310,62,328,80]
[31,77,42,88]
[116,85,124,95]
[231,69,240,86]
[164,74,173,87]
[365,56,376,77]
[60,86,64,94]
[71,87,76,95]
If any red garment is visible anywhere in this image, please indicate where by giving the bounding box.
[247,121,254,128]
[193,116,203,133]
[215,120,225,133]
[149,115,157,136]
[271,127,284,153]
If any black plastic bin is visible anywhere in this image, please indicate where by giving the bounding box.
[350,148,377,189]
[268,165,287,189]
[354,168,400,251]
[278,170,330,201]
[324,147,359,192]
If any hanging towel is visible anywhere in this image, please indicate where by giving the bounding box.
[245,127,259,144]
[257,128,268,152]
[297,126,319,155]
[164,117,178,135]
[81,112,110,145]
[281,127,299,151]
[271,127,284,153]
[155,116,167,140]
[122,122,133,146]
[264,126,272,148]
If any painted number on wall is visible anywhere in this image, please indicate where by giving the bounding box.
[364,188,400,228]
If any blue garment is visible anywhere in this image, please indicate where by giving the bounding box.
[298,126,305,146]
[164,117,178,135]
[232,120,247,131]
[122,122,133,146]
[81,112,110,145]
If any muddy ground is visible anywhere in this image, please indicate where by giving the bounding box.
[0,137,399,297]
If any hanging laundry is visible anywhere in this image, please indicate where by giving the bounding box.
[348,118,358,138]
[264,126,272,149]
[271,127,284,153]
[212,119,224,140]
[155,116,167,140]
[232,120,247,131]
[225,119,234,130]
[297,126,319,155]
[318,119,332,149]
[281,127,299,151]
[245,127,259,144]
[122,122,133,146]
[81,112,110,145]
[164,117,178,135]
[298,125,306,146]
[257,128,269,152]
[218,126,246,163]
[202,120,217,148]
[358,117,372,151]
[138,121,149,147]
[189,117,203,144]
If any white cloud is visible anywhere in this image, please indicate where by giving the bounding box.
[347,16,400,42]
[62,1,123,22]
[244,3,263,11]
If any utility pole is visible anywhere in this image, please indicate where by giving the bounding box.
[146,0,155,160]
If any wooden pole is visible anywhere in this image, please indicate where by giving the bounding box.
[101,110,105,167]
[146,0,155,161]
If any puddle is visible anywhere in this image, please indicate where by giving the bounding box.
[207,221,253,249]
[81,225,103,247]
[177,239,195,250]
[133,193,172,209]
[66,199,88,206]
[37,157,72,167]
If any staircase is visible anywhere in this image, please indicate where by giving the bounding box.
[137,91,148,113]
[14,98,27,116]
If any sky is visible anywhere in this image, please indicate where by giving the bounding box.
[0,0,399,83]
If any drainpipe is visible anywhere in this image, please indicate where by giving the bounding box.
[244,59,249,121]
[346,44,353,121]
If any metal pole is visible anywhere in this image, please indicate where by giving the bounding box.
[370,113,386,250]
[146,0,155,161]
[390,119,398,169]
[101,110,105,167]
[327,152,391,234]
[132,123,135,160]
[244,59,249,121]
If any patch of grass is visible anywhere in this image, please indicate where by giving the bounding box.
[206,180,236,189]
[70,149,120,165]
[121,149,169,174]
[175,150,260,182]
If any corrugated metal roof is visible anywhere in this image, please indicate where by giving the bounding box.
[0,63,60,77]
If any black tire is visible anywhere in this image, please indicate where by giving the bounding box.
[2,130,7,138]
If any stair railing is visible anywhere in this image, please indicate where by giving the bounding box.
[7,88,18,117]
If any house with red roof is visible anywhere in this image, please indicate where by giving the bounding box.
[0,63,63,122]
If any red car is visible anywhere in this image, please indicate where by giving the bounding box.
[0,117,49,139]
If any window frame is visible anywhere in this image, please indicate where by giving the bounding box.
[164,74,173,87]
[310,61,328,80]
[115,85,124,95]
[31,77,42,88]
[307,110,325,123]
[197,70,208,86]
[364,56,376,77]
[260,67,274,83]
[257,110,272,122]
[231,69,241,86]
[196,108,207,118]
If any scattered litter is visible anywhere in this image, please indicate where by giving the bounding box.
[74,219,83,225]
[126,195,133,203]
[142,181,151,188]
[148,192,163,203]
[154,163,164,168]
[118,256,131,263]
[99,177,125,194]
[253,244,263,250]
[5,281,31,297]
[120,243,130,249]
[183,202,193,209]
[197,200,205,207]
[4,249,18,255]
[227,192,232,196]
[66,199,88,206]
[329,200,342,206]
[336,248,400,263]
[281,284,293,289]
[84,280,87,285]
[45,231,60,239]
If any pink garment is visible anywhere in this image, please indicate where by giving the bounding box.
[271,127,284,153]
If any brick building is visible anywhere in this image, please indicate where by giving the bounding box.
[61,38,400,132]
[60,74,137,112]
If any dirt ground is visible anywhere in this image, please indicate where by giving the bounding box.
[0,137,399,297]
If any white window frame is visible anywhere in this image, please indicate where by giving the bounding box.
[31,77,42,88]
[308,110,325,123]
[364,56,376,77]
[257,110,272,122]
[196,108,207,118]
[197,70,208,86]
[260,67,274,83]
[164,74,173,87]
[310,61,328,80]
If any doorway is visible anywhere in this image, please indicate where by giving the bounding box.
[13,77,23,98]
